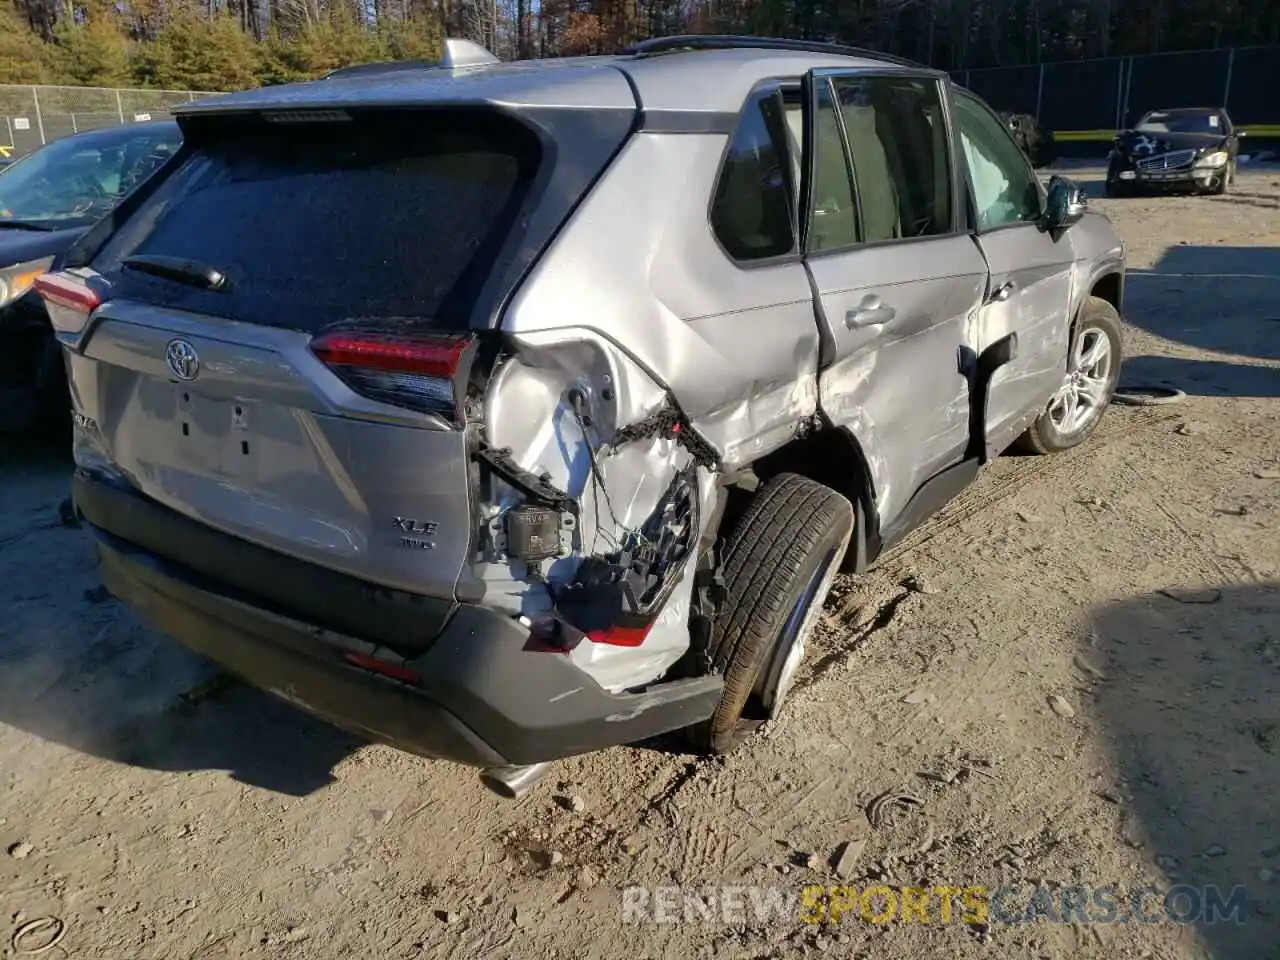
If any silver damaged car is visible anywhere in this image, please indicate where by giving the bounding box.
[40,36,1126,797]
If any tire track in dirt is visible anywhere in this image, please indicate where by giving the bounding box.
[623,406,1179,817]
[797,405,1180,686]
[874,405,1180,574]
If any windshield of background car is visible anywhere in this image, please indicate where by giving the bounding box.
[0,126,181,230]
[1135,111,1223,135]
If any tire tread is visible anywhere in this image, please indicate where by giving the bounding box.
[692,473,853,753]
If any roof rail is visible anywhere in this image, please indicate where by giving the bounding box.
[324,59,441,79]
[624,35,926,69]
[322,38,500,80]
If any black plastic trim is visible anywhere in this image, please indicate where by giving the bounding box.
[870,331,1018,559]
[878,457,980,553]
[965,332,1019,464]
[625,34,928,70]
[640,109,737,134]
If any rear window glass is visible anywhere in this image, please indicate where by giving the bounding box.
[94,109,540,332]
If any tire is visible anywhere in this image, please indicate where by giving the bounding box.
[1103,162,1130,198]
[1016,296,1123,455]
[688,473,853,754]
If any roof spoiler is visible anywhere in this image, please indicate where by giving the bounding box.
[322,38,500,80]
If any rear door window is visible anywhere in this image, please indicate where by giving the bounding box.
[829,75,953,243]
[806,79,860,252]
[94,109,541,332]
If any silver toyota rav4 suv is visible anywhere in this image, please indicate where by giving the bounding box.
[40,36,1125,797]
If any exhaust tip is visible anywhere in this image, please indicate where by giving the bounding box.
[479,762,551,800]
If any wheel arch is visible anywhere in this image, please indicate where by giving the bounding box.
[1089,270,1125,316]
[746,425,879,574]
[1069,268,1125,348]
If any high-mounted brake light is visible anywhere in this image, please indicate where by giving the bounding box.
[310,330,476,418]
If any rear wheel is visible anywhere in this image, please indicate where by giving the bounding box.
[688,473,853,755]
[1016,297,1123,455]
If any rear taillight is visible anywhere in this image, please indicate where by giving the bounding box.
[34,270,105,337]
[310,329,476,419]
[587,624,653,647]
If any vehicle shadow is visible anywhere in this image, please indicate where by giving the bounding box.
[1123,246,1280,376]
[0,438,366,798]
[1086,582,1280,958]
[1118,355,1280,400]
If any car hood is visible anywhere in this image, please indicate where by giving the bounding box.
[0,223,86,270]
[1115,129,1227,157]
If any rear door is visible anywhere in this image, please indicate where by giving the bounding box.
[67,108,551,602]
[801,69,988,528]
[950,88,1075,449]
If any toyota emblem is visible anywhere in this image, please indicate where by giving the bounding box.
[165,338,200,381]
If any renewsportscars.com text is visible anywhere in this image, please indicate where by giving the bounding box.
[620,883,1250,926]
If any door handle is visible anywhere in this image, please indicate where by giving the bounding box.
[989,280,1017,303]
[845,296,896,329]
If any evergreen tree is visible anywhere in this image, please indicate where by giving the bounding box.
[0,0,50,83]
[49,2,131,86]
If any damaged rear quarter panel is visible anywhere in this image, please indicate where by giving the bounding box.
[501,129,820,468]
[484,130,824,691]
[479,329,718,692]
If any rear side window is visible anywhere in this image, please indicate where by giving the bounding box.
[830,76,952,242]
[94,109,540,332]
[710,87,796,261]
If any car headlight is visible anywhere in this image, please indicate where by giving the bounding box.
[0,256,56,309]
[1195,150,1229,168]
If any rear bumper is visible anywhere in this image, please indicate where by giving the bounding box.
[76,471,723,768]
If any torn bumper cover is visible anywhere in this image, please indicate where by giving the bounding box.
[73,471,723,767]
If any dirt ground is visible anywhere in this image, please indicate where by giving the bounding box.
[2,167,1278,960]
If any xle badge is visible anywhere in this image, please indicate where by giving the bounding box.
[394,516,438,550]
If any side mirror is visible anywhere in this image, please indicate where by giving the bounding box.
[1044,175,1087,231]
[1237,129,1248,138]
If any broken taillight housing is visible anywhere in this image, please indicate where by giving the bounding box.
[310,329,476,419]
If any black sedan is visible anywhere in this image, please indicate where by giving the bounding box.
[1105,107,1243,197]
[0,120,181,434]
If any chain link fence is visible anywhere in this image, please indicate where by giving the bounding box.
[0,85,225,163]
[952,43,1280,157]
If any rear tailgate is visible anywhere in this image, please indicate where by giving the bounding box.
[72,301,476,600]
[63,107,553,611]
